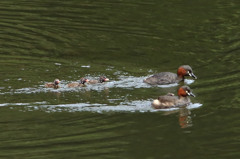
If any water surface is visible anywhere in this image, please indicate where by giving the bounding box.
[0,0,240,158]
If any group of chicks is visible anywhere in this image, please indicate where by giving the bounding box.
[45,76,109,89]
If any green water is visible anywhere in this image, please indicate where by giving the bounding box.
[0,0,240,158]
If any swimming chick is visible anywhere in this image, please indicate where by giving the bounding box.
[45,79,60,88]
[152,86,195,109]
[67,78,89,87]
[88,76,109,84]
[144,65,197,85]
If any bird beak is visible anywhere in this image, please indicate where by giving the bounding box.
[187,92,196,97]
[188,72,197,79]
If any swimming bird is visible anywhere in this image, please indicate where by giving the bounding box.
[152,86,195,109]
[68,78,89,87]
[45,79,60,88]
[87,76,109,84]
[144,65,197,85]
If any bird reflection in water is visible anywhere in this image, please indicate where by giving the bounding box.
[163,107,193,128]
[178,107,192,128]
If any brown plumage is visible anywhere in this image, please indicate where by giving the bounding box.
[68,78,89,88]
[144,65,197,85]
[88,76,109,84]
[45,79,60,89]
[152,86,195,109]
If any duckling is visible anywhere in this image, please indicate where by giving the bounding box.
[88,76,109,84]
[45,79,60,89]
[68,78,89,88]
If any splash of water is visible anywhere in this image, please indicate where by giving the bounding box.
[0,100,202,113]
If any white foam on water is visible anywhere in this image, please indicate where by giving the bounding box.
[0,100,202,113]
[184,79,195,85]
[186,103,202,109]
[0,103,9,107]
[42,102,202,113]
[81,65,91,68]
[0,103,30,107]
[54,63,62,66]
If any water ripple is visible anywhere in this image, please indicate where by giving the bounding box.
[1,100,202,113]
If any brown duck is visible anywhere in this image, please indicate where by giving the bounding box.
[152,86,195,109]
[88,76,109,84]
[45,79,60,88]
[68,78,89,88]
[144,65,197,85]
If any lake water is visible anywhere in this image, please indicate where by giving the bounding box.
[0,0,240,158]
